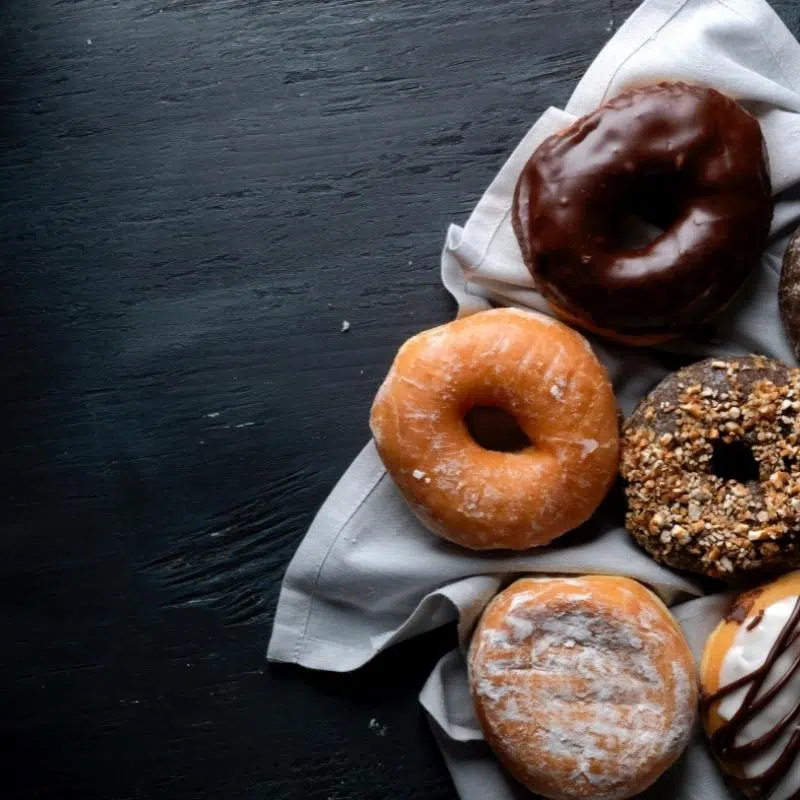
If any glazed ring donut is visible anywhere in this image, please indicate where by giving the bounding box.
[469,575,697,800]
[369,308,619,550]
[621,356,800,579]
[512,81,772,344]
[700,570,800,800]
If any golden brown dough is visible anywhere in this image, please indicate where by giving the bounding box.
[369,308,619,550]
[469,575,697,800]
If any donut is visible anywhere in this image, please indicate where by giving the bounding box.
[621,356,800,579]
[700,570,800,800]
[779,224,800,362]
[369,308,619,550]
[468,575,697,800]
[512,81,772,344]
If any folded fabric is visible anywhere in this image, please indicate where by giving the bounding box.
[269,0,800,797]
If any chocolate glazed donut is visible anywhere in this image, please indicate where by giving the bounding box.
[512,82,773,344]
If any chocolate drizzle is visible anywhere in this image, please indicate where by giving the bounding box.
[701,597,800,799]
[748,611,767,632]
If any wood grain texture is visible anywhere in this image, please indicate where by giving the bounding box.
[1,0,798,798]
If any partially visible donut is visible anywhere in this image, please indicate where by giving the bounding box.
[779,224,800,362]
[512,82,772,344]
[621,356,800,579]
[700,570,800,800]
[468,575,697,800]
[369,308,619,550]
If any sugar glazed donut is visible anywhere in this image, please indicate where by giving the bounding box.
[700,570,800,799]
[622,356,800,579]
[369,308,619,550]
[512,82,772,344]
[469,576,697,800]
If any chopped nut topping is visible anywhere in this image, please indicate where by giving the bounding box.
[621,356,800,579]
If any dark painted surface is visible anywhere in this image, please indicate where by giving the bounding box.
[2,1,798,798]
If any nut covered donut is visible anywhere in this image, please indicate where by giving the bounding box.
[622,356,800,579]
[512,82,772,344]
[369,308,619,550]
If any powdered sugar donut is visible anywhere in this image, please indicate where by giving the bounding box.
[369,308,619,550]
[468,575,697,800]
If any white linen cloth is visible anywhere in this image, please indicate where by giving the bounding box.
[268,0,800,796]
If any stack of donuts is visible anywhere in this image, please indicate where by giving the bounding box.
[369,82,800,799]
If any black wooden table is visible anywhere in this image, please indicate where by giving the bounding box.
[3,1,799,798]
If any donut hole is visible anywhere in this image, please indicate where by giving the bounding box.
[711,439,759,483]
[614,170,691,249]
[464,406,531,453]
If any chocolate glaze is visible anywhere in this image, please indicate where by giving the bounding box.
[701,597,800,799]
[512,82,773,340]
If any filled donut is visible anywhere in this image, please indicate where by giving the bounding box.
[700,570,800,800]
[469,575,697,800]
[512,81,772,344]
[621,356,800,579]
[369,308,619,550]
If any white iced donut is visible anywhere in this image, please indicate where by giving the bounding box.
[701,570,800,800]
